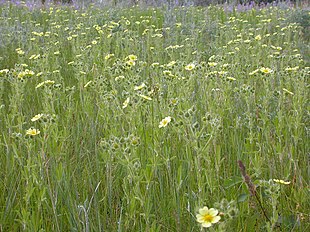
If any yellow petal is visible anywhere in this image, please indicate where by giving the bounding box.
[211,215,221,223]
[209,208,218,216]
[196,216,205,223]
[199,207,209,215]
[202,222,212,228]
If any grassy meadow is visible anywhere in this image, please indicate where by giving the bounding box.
[0,1,309,231]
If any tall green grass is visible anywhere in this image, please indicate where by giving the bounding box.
[0,2,309,231]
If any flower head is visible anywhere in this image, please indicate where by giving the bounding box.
[138,94,152,101]
[126,60,136,67]
[134,83,146,91]
[0,69,9,75]
[185,63,195,71]
[249,69,259,76]
[26,128,40,136]
[273,179,291,185]
[196,207,221,228]
[31,114,44,122]
[127,54,137,61]
[208,62,218,67]
[105,53,114,60]
[159,116,172,128]
[255,35,262,41]
[122,97,130,109]
[260,67,273,74]
[16,48,25,55]
[36,80,55,89]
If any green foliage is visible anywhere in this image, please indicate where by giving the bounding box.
[0,2,309,231]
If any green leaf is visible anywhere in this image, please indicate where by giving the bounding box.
[237,193,248,203]
[278,215,300,229]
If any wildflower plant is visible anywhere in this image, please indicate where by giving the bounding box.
[196,206,221,228]
[159,116,172,128]
[26,128,40,136]
[0,2,308,232]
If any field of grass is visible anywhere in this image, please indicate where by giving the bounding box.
[0,1,309,231]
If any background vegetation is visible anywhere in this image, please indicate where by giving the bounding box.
[0,1,309,231]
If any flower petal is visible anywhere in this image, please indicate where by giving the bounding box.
[209,208,218,216]
[201,222,212,228]
[196,216,205,223]
[211,215,221,224]
[199,206,209,215]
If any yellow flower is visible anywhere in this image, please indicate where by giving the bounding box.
[227,76,236,81]
[0,69,9,75]
[16,48,25,55]
[36,80,55,89]
[115,75,125,81]
[138,94,152,101]
[126,60,136,67]
[208,62,218,67]
[218,71,228,76]
[127,54,137,61]
[26,128,40,136]
[255,35,262,41]
[151,62,160,68]
[285,66,299,72]
[260,67,273,74]
[163,70,172,76]
[196,207,221,228]
[185,63,195,71]
[159,116,171,128]
[134,83,146,91]
[273,179,291,185]
[31,114,44,122]
[122,97,130,108]
[249,69,259,76]
[17,69,35,79]
[105,53,114,60]
[167,61,176,67]
[176,23,182,27]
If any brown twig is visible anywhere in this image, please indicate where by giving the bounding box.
[237,160,271,224]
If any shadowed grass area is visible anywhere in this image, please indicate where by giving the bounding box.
[0,1,309,231]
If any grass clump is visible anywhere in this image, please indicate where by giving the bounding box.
[0,1,309,231]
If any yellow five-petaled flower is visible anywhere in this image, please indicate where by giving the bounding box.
[26,128,40,136]
[196,207,221,228]
[185,63,195,71]
[260,67,273,74]
[159,116,171,128]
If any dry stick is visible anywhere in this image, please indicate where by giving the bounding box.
[237,160,271,224]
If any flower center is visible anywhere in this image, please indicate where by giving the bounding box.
[203,214,213,222]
